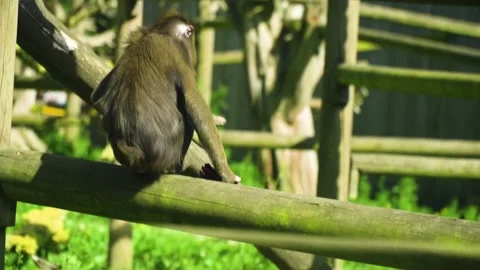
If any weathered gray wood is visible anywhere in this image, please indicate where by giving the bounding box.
[0,0,19,268]
[317,0,359,201]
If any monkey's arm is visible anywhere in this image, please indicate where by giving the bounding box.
[179,68,240,184]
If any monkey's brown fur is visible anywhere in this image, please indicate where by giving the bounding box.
[91,13,239,184]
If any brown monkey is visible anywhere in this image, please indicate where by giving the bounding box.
[91,13,240,184]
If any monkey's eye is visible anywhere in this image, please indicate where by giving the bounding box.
[184,25,194,38]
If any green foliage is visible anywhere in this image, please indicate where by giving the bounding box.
[352,175,480,220]
[210,84,229,116]
[230,152,266,188]
[36,126,103,161]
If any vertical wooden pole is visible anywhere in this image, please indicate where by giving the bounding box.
[349,167,360,200]
[317,2,359,268]
[0,0,19,269]
[317,0,359,202]
[196,0,217,106]
[65,94,82,141]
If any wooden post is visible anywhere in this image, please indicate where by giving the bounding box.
[196,0,217,106]
[349,167,360,200]
[0,0,19,268]
[316,3,359,267]
[317,0,360,202]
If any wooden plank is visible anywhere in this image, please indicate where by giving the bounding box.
[0,0,19,268]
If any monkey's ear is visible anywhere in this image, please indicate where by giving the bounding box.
[91,68,116,114]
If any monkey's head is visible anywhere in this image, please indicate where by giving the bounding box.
[154,12,196,66]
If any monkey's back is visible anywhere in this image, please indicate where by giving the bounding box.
[99,34,193,175]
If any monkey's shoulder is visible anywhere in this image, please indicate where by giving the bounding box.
[126,26,149,45]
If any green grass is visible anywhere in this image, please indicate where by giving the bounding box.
[6,202,275,270]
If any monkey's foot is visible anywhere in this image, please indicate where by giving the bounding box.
[199,164,222,182]
[200,164,241,184]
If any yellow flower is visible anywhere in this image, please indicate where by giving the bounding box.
[6,234,39,255]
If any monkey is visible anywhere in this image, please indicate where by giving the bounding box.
[90,12,240,184]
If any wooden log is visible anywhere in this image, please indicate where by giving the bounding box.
[213,50,244,65]
[1,148,480,269]
[317,0,359,201]
[0,0,19,267]
[337,64,480,100]
[196,0,217,105]
[360,2,480,39]
[351,136,480,157]
[11,114,480,159]
[358,27,480,66]
[14,75,64,90]
[352,153,480,179]
[168,225,480,270]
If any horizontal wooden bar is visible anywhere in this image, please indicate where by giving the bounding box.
[352,153,480,178]
[0,148,479,269]
[337,64,480,100]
